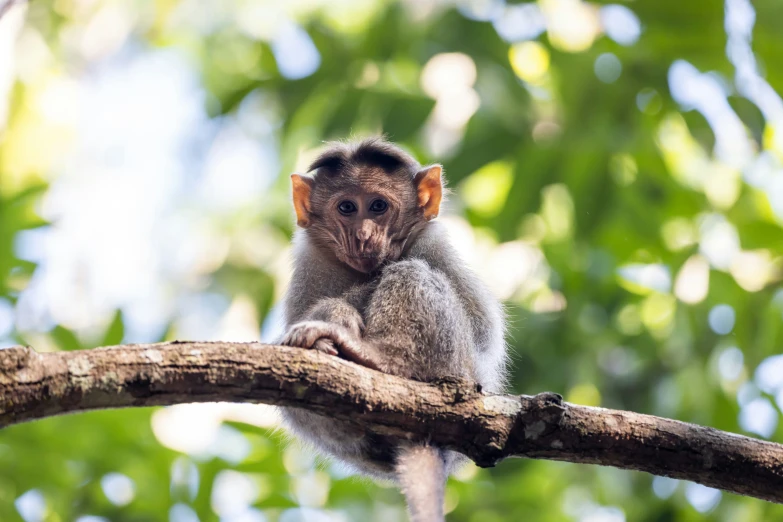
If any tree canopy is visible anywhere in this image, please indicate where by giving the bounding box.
[1,0,783,521]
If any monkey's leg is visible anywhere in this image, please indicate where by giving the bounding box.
[362,259,472,380]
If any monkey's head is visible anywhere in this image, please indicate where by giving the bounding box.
[290,138,443,274]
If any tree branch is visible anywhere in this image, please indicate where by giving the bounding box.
[1,342,782,503]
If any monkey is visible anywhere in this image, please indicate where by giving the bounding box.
[278,138,507,522]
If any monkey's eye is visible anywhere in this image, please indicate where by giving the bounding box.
[369,199,388,214]
[337,201,357,215]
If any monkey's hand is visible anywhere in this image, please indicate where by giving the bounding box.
[280,320,383,371]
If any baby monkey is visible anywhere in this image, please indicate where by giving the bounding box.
[280,138,507,522]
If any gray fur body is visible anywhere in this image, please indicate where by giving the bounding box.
[281,222,507,477]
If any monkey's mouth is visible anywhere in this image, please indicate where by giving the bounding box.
[346,254,383,274]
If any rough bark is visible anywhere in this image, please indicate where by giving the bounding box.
[1,342,782,503]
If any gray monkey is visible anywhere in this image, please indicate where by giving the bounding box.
[279,138,508,522]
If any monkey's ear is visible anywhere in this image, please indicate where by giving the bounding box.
[413,165,443,221]
[291,174,315,228]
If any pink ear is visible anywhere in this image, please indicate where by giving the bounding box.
[413,165,443,220]
[291,174,314,227]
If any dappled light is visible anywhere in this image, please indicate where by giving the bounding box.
[1,0,783,520]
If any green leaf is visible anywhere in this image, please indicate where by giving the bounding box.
[738,221,783,251]
[100,310,125,347]
[382,94,435,142]
[50,325,82,352]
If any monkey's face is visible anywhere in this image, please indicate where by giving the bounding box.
[291,163,443,274]
[310,180,415,273]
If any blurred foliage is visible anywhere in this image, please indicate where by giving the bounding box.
[1,0,783,521]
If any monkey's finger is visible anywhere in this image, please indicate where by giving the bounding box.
[281,332,314,349]
[281,322,327,349]
[282,321,355,354]
[313,338,338,356]
[280,331,306,348]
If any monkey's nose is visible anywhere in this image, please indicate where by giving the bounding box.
[356,221,373,242]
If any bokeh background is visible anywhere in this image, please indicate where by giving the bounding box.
[1,0,783,520]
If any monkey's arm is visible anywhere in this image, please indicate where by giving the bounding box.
[406,223,508,392]
[281,284,388,370]
[299,296,366,337]
[281,319,385,370]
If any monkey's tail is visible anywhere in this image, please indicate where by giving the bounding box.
[395,444,447,522]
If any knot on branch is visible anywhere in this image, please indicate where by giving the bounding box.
[528,391,566,423]
[509,391,567,446]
